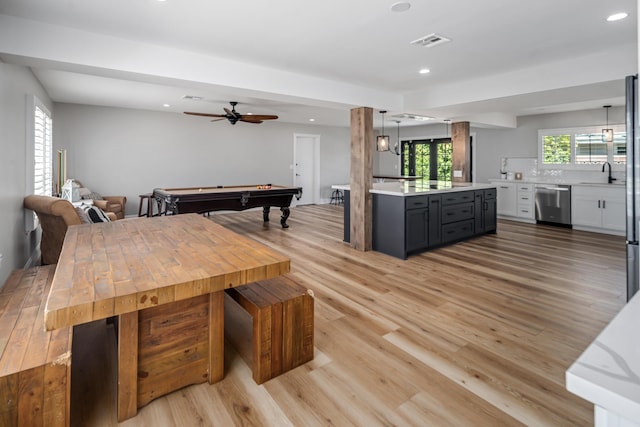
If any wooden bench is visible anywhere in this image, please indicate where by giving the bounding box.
[224,275,314,384]
[0,266,72,426]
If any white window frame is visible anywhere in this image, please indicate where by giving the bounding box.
[538,124,626,171]
[25,95,53,231]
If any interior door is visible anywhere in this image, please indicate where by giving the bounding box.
[293,134,320,205]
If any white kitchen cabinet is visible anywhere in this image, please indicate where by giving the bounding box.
[517,183,535,219]
[571,185,625,235]
[601,193,625,231]
[496,182,517,217]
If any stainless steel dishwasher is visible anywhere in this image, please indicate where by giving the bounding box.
[534,184,571,225]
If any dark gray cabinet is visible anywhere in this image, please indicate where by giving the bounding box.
[345,188,497,259]
[406,197,429,252]
[441,191,475,244]
[343,190,350,242]
[428,196,441,246]
[474,189,497,234]
[372,193,417,259]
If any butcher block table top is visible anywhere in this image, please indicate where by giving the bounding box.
[45,213,290,330]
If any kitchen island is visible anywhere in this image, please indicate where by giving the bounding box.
[336,181,497,259]
[566,291,640,426]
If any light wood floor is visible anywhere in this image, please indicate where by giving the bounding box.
[71,205,627,426]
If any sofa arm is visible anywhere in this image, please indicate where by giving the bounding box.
[92,199,111,211]
[103,196,126,207]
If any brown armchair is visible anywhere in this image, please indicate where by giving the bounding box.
[23,195,117,265]
[92,196,127,220]
[75,181,126,219]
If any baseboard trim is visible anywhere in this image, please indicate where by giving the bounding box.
[24,246,41,269]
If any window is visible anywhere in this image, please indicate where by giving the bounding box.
[575,133,608,164]
[539,125,626,169]
[34,103,53,196]
[542,134,571,164]
[402,138,452,180]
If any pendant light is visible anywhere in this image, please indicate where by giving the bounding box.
[376,110,390,151]
[444,119,451,140]
[602,105,613,143]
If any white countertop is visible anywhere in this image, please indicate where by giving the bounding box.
[489,178,625,188]
[566,292,640,423]
[332,181,496,197]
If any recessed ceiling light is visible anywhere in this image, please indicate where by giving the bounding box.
[162,103,170,108]
[309,118,316,122]
[419,68,430,74]
[607,12,628,22]
[391,2,411,12]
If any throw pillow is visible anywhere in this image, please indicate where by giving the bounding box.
[83,205,111,223]
[74,204,92,224]
[78,187,92,198]
[81,191,104,200]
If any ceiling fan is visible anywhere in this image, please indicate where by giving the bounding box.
[184,101,278,125]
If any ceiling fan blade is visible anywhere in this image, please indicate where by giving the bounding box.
[184,112,226,118]
[239,118,263,124]
[244,115,278,121]
[210,118,226,122]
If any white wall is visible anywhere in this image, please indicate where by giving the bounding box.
[0,62,53,285]
[54,104,351,215]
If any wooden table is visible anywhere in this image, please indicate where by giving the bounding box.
[44,214,290,421]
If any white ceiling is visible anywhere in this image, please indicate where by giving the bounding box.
[0,0,637,128]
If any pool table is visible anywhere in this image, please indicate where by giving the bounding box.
[153,185,303,228]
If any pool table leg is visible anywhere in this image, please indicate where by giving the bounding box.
[280,207,290,228]
[263,206,271,223]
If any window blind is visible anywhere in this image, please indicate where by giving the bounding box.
[34,105,52,196]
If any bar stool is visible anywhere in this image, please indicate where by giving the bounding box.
[137,193,154,217]
[330,189,344,205]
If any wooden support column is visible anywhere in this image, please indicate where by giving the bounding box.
[451,121,471,182]
[350,107,373,251]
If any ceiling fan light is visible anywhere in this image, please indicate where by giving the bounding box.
[377,135,390,152]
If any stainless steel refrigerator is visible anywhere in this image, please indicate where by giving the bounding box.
[625,74,640,301]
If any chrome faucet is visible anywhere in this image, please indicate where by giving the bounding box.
[602,162,616,184]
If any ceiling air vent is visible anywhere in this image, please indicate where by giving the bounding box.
[182,95,203,100]
[410,33,451,48]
